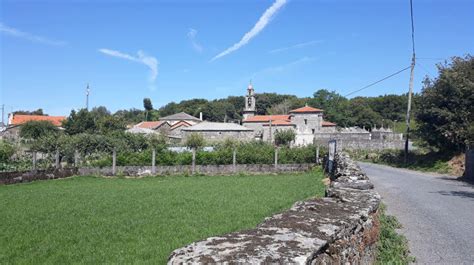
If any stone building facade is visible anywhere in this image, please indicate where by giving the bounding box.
[241,83,337,146]
[240,83,403,149]
[182,121,254,143]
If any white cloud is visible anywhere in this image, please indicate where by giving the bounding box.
[269,40,324,53]
[253,56,316,77]
[211,0,287,61]
[0,22,66,46]
[98,48,158,82]
[187,28,203,53]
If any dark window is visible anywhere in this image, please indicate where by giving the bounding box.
[304,119,308,125]
[312,129,315,134]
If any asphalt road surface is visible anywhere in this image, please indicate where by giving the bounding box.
[359,162,474,264]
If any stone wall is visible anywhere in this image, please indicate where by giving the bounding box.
[315,138,405,151]
[78,163,315,176]
[167,152,381,264]
[0,168,77,185]
[182,130,254,143]
[465,148,474,182]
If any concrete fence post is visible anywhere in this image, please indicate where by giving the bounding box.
[112,148,117,176]
[316,145,320,164]
[152,148,156,175]
[274,147,279,170]
[232,148,237,173]
[74,150,79,167]
[192,148,196,175]
[55,149,60,169]
[32,151,37,171]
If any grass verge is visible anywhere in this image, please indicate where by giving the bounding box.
[0,169,325,264]
[349,149,456,175]
[376,204,415,264]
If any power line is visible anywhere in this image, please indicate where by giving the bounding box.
[416,61,434,78]
[344,66,411,98]
[416,57,444,61]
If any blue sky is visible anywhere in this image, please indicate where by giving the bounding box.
[1,0,473,116]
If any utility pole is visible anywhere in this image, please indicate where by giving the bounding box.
[86,83,90,111]
[405,0,416,164]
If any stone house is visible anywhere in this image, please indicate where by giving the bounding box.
[182,121,254,143]
[130,112,202,141]
[1,114,66,141]
[241,83,337,146]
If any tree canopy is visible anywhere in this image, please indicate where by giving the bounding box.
[415,55,474,151]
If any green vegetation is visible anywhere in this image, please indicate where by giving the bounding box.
[0,170,326,264]
[184,133,205,150]
[349,149,453,174]
[274,129,296,147]
[19,120,59,140]
[416,55,473,152]
[376,204,415,264]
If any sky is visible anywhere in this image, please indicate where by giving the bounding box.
[1,0,473,116]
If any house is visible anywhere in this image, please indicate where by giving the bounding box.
[182,121,254,142]
[1,114,66,141]
[241,83,337,145]
[130,112,202,140]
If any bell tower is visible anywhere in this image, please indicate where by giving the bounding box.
[243,82,256,120]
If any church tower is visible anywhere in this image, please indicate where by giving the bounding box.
[243,82,256,120]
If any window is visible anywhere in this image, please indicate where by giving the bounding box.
[312,129,315,134]
[304,119,308,125]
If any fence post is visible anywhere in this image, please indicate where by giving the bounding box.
[32,151,37,171]
[274,147,279,170]
[55,149,60,169]
[152,148,156,175]
[316,145,320,164]
[74,149,79,167]
[112,148,117,176]
[192,148,196,175]
[232,148,237,173]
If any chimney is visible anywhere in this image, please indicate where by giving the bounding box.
[199,112,203,121]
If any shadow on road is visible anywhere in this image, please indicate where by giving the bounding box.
[431,190,474,201]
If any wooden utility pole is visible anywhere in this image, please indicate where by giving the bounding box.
[404,56,415,163]
[405,0,416,164]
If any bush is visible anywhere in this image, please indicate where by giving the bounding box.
[0,140,16,163]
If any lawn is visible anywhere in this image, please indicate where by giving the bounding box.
[0,170,325,264]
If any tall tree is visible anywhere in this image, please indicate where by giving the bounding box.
[416,55,474,152]
[143,98,153,121]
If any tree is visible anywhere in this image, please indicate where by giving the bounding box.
[415,55,474,152]
[19,121,59,140]
[185,133,205,150]
[143,98,153,121]
[274,129,296,147]
[63,108,125,135]
[14,109,45,116]
[0,140,16,162]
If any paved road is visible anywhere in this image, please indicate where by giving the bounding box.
[359,162,474,264]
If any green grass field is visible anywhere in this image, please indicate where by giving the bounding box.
[0,170,325,264]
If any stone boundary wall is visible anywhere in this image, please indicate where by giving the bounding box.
[0,168,78,185]
[78,163,315,176]
[315,138,404,151]
[168,153,381,264]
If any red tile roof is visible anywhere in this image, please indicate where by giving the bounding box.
[262,120,295,126]
[289,106,323,113]
[135,121,167,129]
[11,115,66,127]
[322,121,337,126]
[243,115,290,123]
[170,120,192,130]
